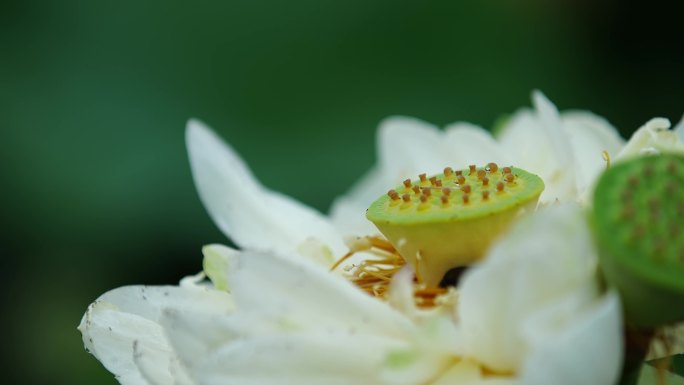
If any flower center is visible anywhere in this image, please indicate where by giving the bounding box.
[365,163,544,287]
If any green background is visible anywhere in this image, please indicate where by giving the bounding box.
[1,0,682,384]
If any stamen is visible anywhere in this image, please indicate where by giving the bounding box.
[469,165,477,175]
[444,167,453,177]
[387,190,400,200]
[462,194,470,204]
[435,180,443,187]
[496,181,505,192]
[461,184,471,194]
[505,174,515,183]
[419,173,427,183]
[403,179,412,188]
[456,175,465,184]
[482,176,489,186]
[482,190,490,200]
[429,176,438,186]
[402,194,411,202]
[477,169,486,180]
[503,166,512,174]
[455,170,463,176]
[412,185,421,194]
[422,188,432,197]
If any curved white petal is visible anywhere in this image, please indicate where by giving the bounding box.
[443,122,509,167]
[193,332,405,385]
[519,292,622,385]
[186,119,345,258]
[675,114,684,142]
[561,111,624,194]
[617,117,684,160]
[497,93,577,203]
[78,285,233,385]
[459,204,618,377]
[377,116,446,183]
[228,249,413,337]
[329,166,385,236]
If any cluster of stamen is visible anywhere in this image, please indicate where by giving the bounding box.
[331,236,448,307]
[385,162,517,211]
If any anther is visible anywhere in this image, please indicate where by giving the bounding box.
[482,190,490,200]
[412,185,421,194]
[477,169,486,180]
[461,184,471,194]
[482,176,489,186]
[496,182,505,192]
[487,162,498,173]
[442,188,451,196]
[436,180,443,187]
[419,173,427,183]
[422,188,431,197]
[387,190,400,200]
[455,170,463,176]
[444,167,453,177]
[502,167,512,174]
[403,179,412,188]
[462,194,470,204]
[469,165,477,175]
[402,194,411,203]
[505,174,515,183]
[429,176,438,185]
[457,175,466,185]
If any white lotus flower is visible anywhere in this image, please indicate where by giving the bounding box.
[80,91,682,385]
[80,204,622,385]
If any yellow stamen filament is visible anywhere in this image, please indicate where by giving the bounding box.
[331,236,447,307]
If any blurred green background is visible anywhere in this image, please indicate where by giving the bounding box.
[1,0,682,384]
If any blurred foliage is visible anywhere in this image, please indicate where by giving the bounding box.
[0,0,682,384]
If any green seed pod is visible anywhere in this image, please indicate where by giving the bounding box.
[366,163,544,287]
[592,154,684,327]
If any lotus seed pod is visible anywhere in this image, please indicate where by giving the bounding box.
[366,163,544,287]
[592,154,684,327]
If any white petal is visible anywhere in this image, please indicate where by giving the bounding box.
[192,332,406,385]
[459,204,603,372]
[186,119,345,258]
[202,244,237,291]
[519,292,622,385]
[497,93,576,203]
[561,111,624,194]
[329,196,380,237]
[78,285,232,385]
[617,117,684,160]
[328,166,384,236]
[377,116,446,183]
[675,114,684,143]
[443,122,509,167]
[228,249,413,338]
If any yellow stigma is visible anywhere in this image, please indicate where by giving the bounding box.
[367,163,545,287]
